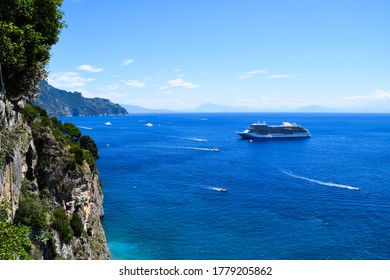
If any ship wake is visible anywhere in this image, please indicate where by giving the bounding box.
[182,137,208,142]
[283,171,360,191]
[177,146,219,152]
[203,186,227,192]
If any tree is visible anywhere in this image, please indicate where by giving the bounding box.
[63,122,81,141]
[51,207,73,244]
[0,0,65,101]
[80,135,99,159]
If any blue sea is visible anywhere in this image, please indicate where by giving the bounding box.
[61,113,390,260]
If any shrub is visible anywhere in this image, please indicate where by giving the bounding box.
[80,135,99,159]
[66,157,77,170]
[0,202,33,259]
[0,218,33,260]
[70,144,83,165]
[70,212,84,237]
[51,207,73,244]
[14,190,48,230]
[24,103,50,126]
[83,150,96,171]
[63,122,81,142]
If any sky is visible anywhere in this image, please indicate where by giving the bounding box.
[48,0,390,111]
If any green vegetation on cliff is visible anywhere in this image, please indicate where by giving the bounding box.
[1,0,110,259]
[0,0,65,100]
[24,102,99,172]
[0,202,33,260]
[1,103,103,259]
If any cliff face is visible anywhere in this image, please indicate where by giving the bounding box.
[0,99,110,259]
[0,100,28,219]
[35,81,128,117]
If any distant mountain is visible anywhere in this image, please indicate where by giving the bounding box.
[194,103,344,113]
[35,81,128,116]
[194,103,260,113]
[296,105,341,113]
[120,104,174,114]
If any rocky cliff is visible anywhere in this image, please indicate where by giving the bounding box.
[0,99,110,259]
[35,81,127,117]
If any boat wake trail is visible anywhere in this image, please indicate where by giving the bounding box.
[178,146,219,152]
[182,137,208,142]
[78,126,93,130]
[203,186,227,192]
[283,171,360,191]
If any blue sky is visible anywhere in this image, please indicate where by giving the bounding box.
[48,0,390,111]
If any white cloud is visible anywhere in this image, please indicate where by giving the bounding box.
[77,64,103,73]
[238,98,254,102]
[344,90,390,100]
[122,59,134,66]
[238,69,267,79]
[264,74,295,79]
[166,78,200,89]
[48,72,94,88]
[125,80,146,88]
[105,84,121,91]
[158,68,168,74]
[247,69,267,75]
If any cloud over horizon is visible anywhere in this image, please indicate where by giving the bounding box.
[77,64,103,73]
[122,59,134,66]
[264,74,295,79]
[238,69,267,79]
[48,72,94,89]
[165,78,200,89]
[125,80,146,88]
[344,90,390,101]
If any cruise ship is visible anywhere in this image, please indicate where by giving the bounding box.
[237,121,311,139]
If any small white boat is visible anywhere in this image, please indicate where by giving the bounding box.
[145,123,153,127]
[216,188,227,192]
[104,122,111,126]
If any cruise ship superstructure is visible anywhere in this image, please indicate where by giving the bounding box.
[237,121,311,139]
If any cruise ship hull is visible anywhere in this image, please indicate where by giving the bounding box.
[237,131,311,139]
[237,121,311,139]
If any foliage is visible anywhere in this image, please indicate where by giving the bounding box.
[63,122,81,141]
[70,143,84,165]
[83,149,96,171]
[23,103,99,172]
[24,102,51,126]
[0,218,33,259]
[51,207,73,244]
[0,0,65,100]
[14,186,48,230]
[65,157,77,171]
[70,212,84,237]
[80,135,99,159]
[0,201,33,260]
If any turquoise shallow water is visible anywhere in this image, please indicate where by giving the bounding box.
[62,113,390,260]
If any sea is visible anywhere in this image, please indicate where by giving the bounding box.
[60,113,390,260]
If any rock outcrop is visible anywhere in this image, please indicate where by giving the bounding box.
[0,99,110,259]
[35,81,128,117]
